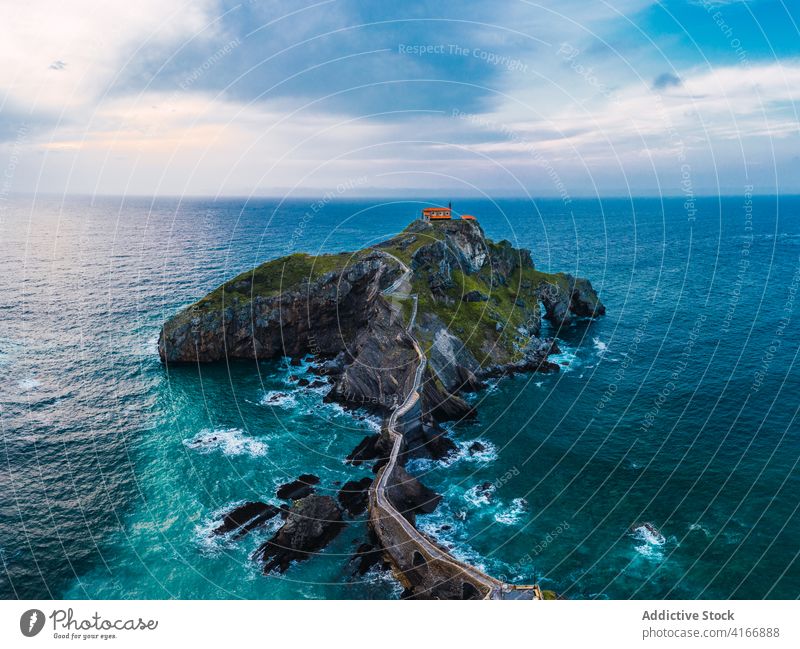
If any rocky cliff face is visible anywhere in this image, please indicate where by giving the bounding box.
[158,251,397,363]
[384,219,603,386]
[327,297,418,413]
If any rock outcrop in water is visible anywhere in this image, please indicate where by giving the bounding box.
[161,217,605,595]
[337,477,373,516]
[276,474,320,501]
[253,495,345,574]
[212,501,282,539]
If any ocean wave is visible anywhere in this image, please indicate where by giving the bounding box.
[363,415,382,433]
[630,522,668,560]
[593,337,608,355]
[464,482,496,508]
[688,522,711,537]
[740,232,800,244]
[308,381,330,395]
[494,497,529,525]
[316,399,350,420]
[416,513,490,573]
[455,438,498,464]
[18,377,41,391]
[260,391,298,409]
[0,338,21,367]
[358,564,404,598]
[417,509,489,572]
[183,427,267,457]
[407,438,498,471]
[136,333,160,358]
[548,344,579,372]
[194,500,282,555]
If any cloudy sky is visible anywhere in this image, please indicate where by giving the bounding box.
[2,0,798,197]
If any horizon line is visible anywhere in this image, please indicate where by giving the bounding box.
[8,191,799,202]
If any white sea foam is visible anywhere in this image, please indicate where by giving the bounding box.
[459,439,498,463]
[593,337,608,355]
[194,500,282,555]
[18,377,40,391]
[688,523,711,537]
[260,391,297,409]
[631,523,667,559]
[494,497,529,525]
[464,482,496,507]
[321,400,347,417]
[416,512,490,573]
[408,437,498,471]
[195,502,241,554]
[359,564,405,598]
[548,344,579,372]
[0,339,22,367]
[183,427,267,457]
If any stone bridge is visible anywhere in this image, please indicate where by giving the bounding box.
[366,318,540,599]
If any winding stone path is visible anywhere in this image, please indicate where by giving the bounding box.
[368,251,541,600]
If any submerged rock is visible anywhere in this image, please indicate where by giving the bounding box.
[462,289,488,302]
[401,420,458,461]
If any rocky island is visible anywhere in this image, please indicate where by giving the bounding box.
[159,216,604,599]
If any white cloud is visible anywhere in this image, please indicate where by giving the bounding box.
[3,1,798,196]
[477,61,800,161]
[14,60,800,196]
[1,0,218,116]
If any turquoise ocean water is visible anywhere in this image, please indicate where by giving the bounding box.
[0,195,798,599]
